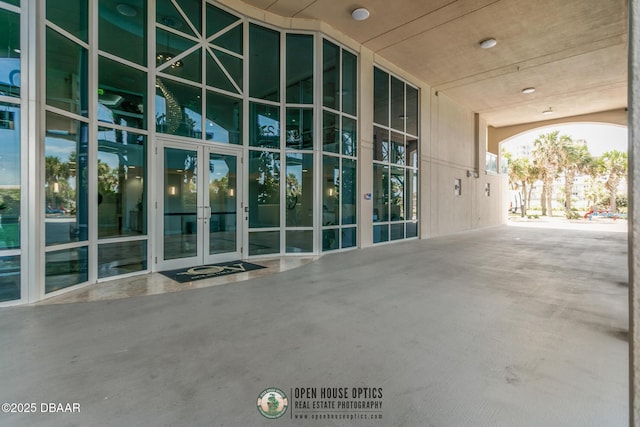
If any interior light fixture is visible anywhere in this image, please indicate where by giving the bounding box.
[116,4,138,17]
[479,38,497,49]
[351,8,370,21]
[156,52,183,68]
[521,87,536,94]
[542,107,554,115]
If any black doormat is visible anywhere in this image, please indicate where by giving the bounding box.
[160,260,266,283]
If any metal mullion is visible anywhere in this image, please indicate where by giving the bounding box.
[205,45,242,94]
[204,84,242,100]
[44,241,89,253]
[156,72,202,89]
[44,105,91,123]
[170,0,200,39]
[206,19,242,46]
[97,235,149,245]
[0,2,19,13]
[45,21,89,50]
[87,0,98,285]
[97,122,148,135]
[0,95,20,104]
[97,50,148,73]
[156,43,201,73]
[155,23,201,44]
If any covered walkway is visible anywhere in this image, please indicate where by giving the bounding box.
[0,224,628,426]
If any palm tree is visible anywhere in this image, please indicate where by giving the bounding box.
[560,140,594,215]
[532,131,571,216]
[508,157,531,216]
[597,150,627,213]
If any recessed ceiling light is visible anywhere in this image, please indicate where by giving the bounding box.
[479,38,497,49]
[116,4,137,17]
[351,8,370,21]
[542,107,554,115]
[521,87,535,94]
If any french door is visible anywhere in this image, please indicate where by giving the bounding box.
[159,141,242,270]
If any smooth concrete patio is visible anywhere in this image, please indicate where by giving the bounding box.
[0,223,628,426]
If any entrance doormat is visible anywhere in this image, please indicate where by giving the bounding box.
[160,261,266,283]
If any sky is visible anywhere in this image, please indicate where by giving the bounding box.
[502,123,628,157]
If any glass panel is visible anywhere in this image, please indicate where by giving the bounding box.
[156,0,196,38]
[322,111,339,153]
[213,47,242,90]
[406,222,418,238]
[391,132,405,165]
[286,108,313,150]
[206,90,242,144]
[373,126,388,162]
[0,9,20,98]
[286,34,313,104]
[373,164,388,222]
[175,0,201,34]
[249,231,280,256]
[342,159,356,225]
[47,0,88,42]
[342,228,356,249]
[0,102,20,250]
[342,117,356,156]
[249,151,280,228]
[97,129,146,238]
[99,0,146,66]
[46,28,88,116]
[211,25,242,55]
[250,102,280,148]
[390,223,404,241]
[161,47,202,85]
[322,155,339,226]
[406,170,418,221]
[391,76,405,132]
[98,240,147,278]
[1,0,19,6]
[407,137,418,168]
[207,3,240,39]
[209,153,237,255]
[322,40,339,110]
[342,50,357,115]
[373,68,389,126]
[164,147,197,260]
[98,56,146,129]
[286,153,313,227]
[373,224,388,244]
[45,247,88,293]
[406,85,418,136]
[155,77,202,139]
[249,24,280,102]
[391,167,405,221]
[156,27,197,68]
[45,112,89,245]
[0,255,20,302]
[286,230,313,253]
[322,229,338,251]
[206,49,237,93]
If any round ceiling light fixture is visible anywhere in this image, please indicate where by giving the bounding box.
[351,8,370,21]
[521,87,536,94]
[479,38,497,49]
[116,3,138,17]
[542,107,554,115]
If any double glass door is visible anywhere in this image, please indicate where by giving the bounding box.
[161,143,242,269]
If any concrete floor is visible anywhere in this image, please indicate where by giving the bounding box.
[0,223,628,426]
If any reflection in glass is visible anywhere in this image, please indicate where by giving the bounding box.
[174,0,201,34]
[342,117,357,156]
[342,227,356,249]
[0,255,20,302]
[98,240,147,278]
[206,91,242,144]
[322,229,338,251]
[390,167,405,221]
[406,170,418,221]
[323,39,339,110]
[206,49,238,93]
[373,127,389,162]
[391,76,405,132]
[249,231,280,256]
[286,153,313,227]
[97,129,146,238]
[161,45,202,84]
[249,24,280,101]
[45,112,89,246]
[286,108,313,150]
[407,222,418,238]
[99,0,146,66]
[155,77,202,139]
[249,151,280,228]
[156,0,196,37]
[374,68,389,126]
[322,156,339,226]
[286,34,313,104]
[164,147,197,260]
[250,103,280,148]
[373,164,388,222]
[391,223,404,240]
[407,137,418,167]
[98,56,146,129]
[209,153,237,255]
[322,111,339,153]
[342,159,356,225]
[45,246,88,293]
[0,9,20,98]
[0,102,20,250]
[206,3,241,42]
[47,0,88,42]
[286,230,313,253]
[406,85,419,136]
[373,224,388,243]
[46,28,88,116]
[391,132,405,164]
[342,50,357,115]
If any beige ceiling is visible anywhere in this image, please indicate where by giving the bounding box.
[241,0,628,128]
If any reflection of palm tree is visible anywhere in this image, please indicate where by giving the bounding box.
[286,173,300,209]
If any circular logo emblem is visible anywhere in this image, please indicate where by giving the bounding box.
[257,388,288,419]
